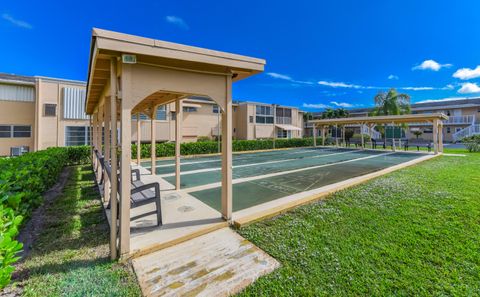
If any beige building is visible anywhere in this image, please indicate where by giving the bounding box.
[0,73,304,156]
[0,73,89,156]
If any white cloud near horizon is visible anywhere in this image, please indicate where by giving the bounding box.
[458,82,480,94]
[452,65,480,80]
[317,80,449,91]
[318,81,364,89]
[412,59,452,71]
[302,103,330,109]
[165,16,189,30]
[2,13,32,29]
[388,74,399,80]
[416,96,479,104]
[330,101,354,108]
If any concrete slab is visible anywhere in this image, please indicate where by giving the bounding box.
[132,227,280,297]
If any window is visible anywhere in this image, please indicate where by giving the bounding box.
[455,127,462,133]
[255,105,274,124]
[277,129,291,139]
[213,105,219,114]
[276,107,292,124]
[171,112,176,121]
[13,125,31,138]
[0,125,11,138]
[446,127,451,134]
[249,116,253,123]
[65,126,91,146]
[132,113,149,120]
[156,105,166,120]
[183,106,197,113]
[44,104,57,117]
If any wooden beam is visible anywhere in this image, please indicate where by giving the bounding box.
[109,58,118,260]
[175,100,182,190]
[136,113,141,165]
[150,104,157,176]
[221,75,233,221]
[119,64,132,257]
[433,119,439,154]
[104,97,111,203]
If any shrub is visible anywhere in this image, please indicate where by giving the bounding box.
[0,145,89,288]
[132,138,320,159]
[462,135,480,152]
[196,136,211,142]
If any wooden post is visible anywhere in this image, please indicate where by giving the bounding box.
[322,126,326,146]
[104,98,111,202]
[136,113,141,165]
[150,105,157,176]
[433,119,439,154]
[392,122,396,152]
[313,124,317,147]
[361,123,365,149]
[221,75,233,221]
[109,58,118,260]
[119,64,132,257]
[92,113,97,170]
[335,125,339,147]
[438,121,444,153]
[175,100,182,190]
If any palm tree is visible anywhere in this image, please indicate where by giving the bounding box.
[371,88,411,146]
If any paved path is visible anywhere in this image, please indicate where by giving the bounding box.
[132,227,279,297]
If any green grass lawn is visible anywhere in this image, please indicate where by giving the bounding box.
[238,152,480,296]
[14,165,142,297]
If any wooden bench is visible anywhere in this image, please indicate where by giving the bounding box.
[346,138,364,148]
[404,139,432,152]
[105,162,162,226]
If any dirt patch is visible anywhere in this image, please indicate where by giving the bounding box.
[16,167,72,259]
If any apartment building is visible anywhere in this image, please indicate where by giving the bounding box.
[0,73,90,156]
[309,98,480,142]
[0,73,305,156]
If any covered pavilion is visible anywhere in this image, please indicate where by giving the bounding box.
[309,113,448,154]
[86,28,265,259]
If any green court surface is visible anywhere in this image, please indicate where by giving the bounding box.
[145,147,426,212]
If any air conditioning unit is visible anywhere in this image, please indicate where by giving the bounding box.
[10,146,29,157]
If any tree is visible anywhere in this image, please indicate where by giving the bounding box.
[371,88,411,146]
[413,130,423,139]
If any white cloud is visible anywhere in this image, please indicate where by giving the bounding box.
[401,86,435,91]
[416,96,479,104]
[266,72,314,85]
[266,72,292,80]
[388,74,399,80]
[302,103,330,109]
[452,65,480,80]
[2,13,32,29]
[412,59,452,71]
[458,82,480,94]
[330,101,354,108]
[165,16,189,30]
[318,81,364,89]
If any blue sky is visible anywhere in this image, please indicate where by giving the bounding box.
[2,0,480,110]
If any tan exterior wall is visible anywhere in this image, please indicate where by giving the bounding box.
[0,101,35,156]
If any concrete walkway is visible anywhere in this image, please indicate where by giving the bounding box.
[132,227,279,297]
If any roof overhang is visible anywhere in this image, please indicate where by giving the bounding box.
[276,124,302,131]
[86,28,266,114]
[309,113,449,126]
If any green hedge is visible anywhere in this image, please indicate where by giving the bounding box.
[463,135,480,152]
[132,137,320,159]
[0,146,89,288]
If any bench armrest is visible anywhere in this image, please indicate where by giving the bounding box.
[131,169,141,181]
[131,182,160,196]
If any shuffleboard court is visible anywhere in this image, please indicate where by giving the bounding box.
[143,147,428,213]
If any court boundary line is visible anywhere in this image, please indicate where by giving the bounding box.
[183,152,395,193]
[158,149,363,178]
[232,153,439,227]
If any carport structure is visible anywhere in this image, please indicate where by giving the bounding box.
[309,113,448,154]
[86,28,265,259]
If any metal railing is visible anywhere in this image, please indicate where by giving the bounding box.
[409,115,475,126]
[452,124,480,142]
[276,116,292,125]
